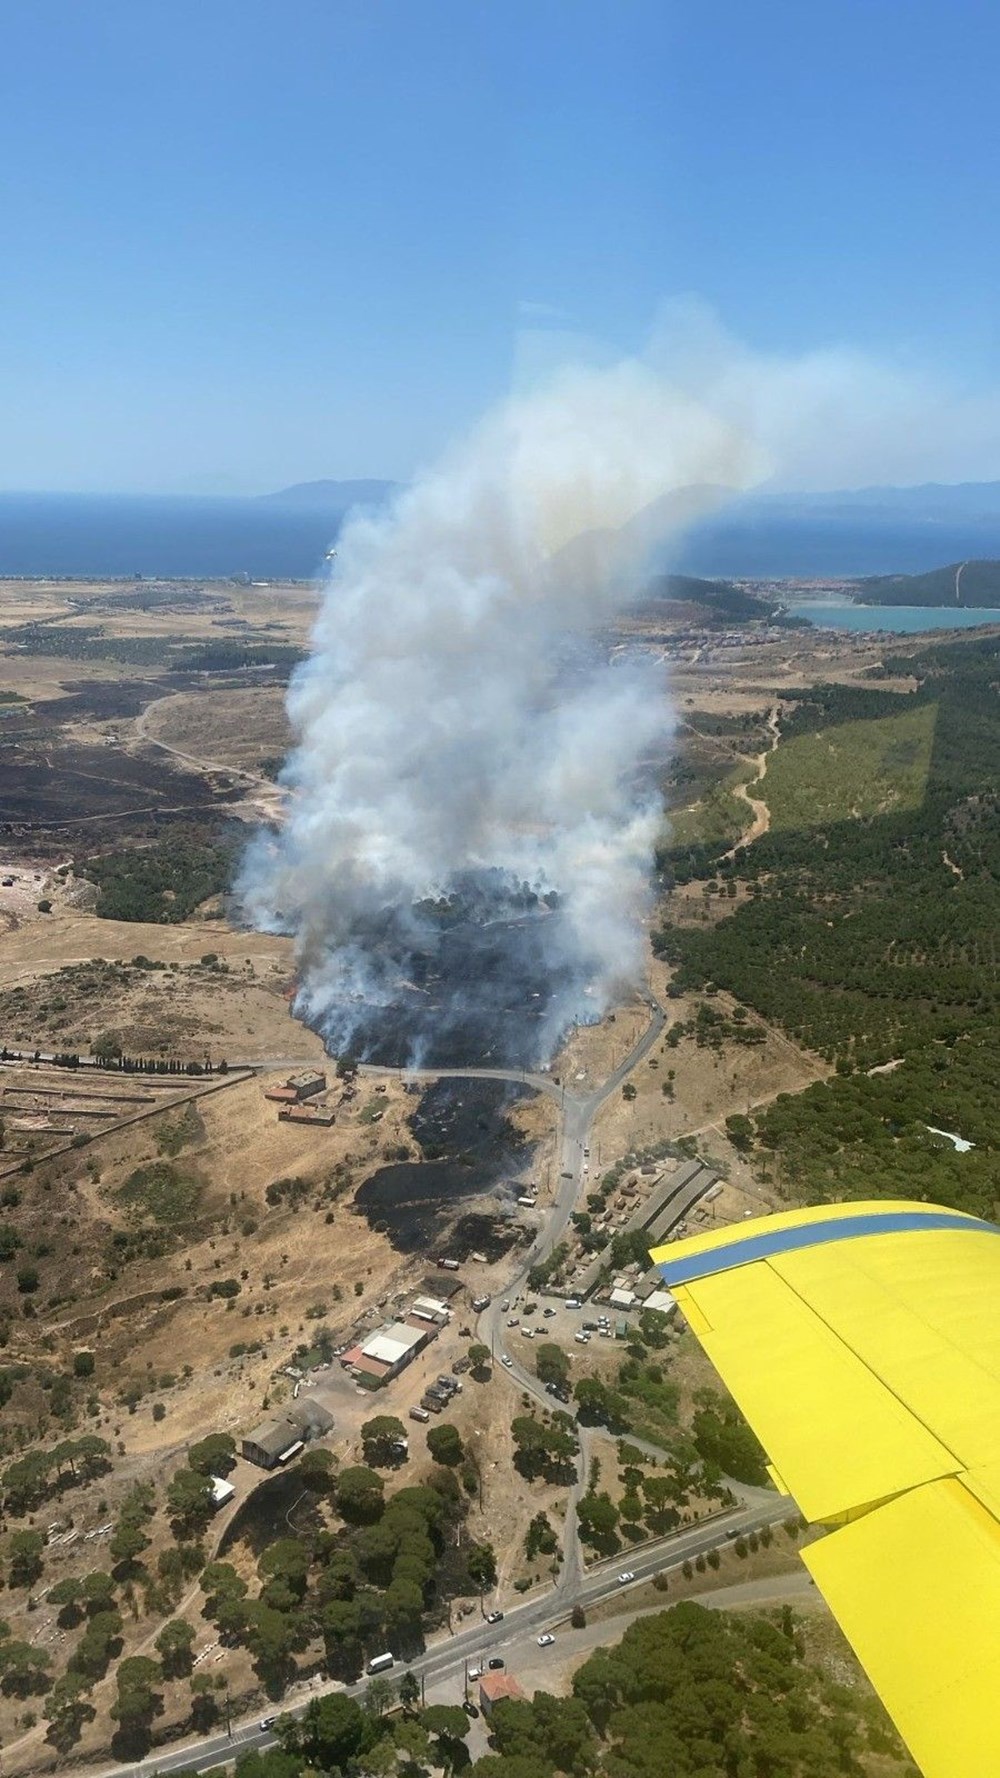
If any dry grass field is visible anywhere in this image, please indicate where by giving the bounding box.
[0,583,902,1770]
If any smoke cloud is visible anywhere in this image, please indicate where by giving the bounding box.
[240,357,763,1066]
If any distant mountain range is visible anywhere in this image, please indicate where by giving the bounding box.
[672,480,1000,578]
[2,477,1000,581]
[256,477,1000,581]
[257,479,400,511]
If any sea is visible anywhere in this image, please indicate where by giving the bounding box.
[5,492,1000,634]
[0,493,340,580]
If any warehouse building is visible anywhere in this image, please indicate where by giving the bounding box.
[341,1318,430,1389]
[241,1398,334,1470]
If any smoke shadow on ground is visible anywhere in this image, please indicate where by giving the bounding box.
[354,1078,537,1253]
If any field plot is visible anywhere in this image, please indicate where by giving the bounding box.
[0,1062,203,1152]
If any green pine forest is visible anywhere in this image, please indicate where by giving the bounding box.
[655,633,1000,1216]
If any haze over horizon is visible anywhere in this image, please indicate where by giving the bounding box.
[6,1,1000,498]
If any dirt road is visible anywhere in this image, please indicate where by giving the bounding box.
[722,703,781,859]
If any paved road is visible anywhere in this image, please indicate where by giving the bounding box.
[99,990,788,1778]
[475,992,667,1362]
[107,1495,791,1777]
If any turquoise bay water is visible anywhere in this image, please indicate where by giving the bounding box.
[785,602,1000,634]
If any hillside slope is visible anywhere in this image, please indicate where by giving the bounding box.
[861,558,1000,606]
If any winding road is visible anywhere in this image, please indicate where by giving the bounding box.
[721,704,781,861]
[97,988,793,1777]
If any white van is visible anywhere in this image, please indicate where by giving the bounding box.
[367,1652,395,1674]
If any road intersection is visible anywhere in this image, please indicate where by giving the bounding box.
[103,991,793,1777]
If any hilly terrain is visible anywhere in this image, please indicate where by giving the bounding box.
[644,573,780,625]
[657,629,1000,1216]
[256,479,399,511]
[860,557,1000,605]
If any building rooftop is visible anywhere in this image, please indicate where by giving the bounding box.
[479,1672,526,1705]
[644,1288,678,1316]
[354,1353,392,1378]
[244,1418,304,1461]
[364,1326,422,1365]
[244,1399,334,1458]
[411,1295,451,1318]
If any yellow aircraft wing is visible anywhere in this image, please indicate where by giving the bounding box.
[651,1199,1000,1778]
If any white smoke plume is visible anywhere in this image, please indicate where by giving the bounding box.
[240,357,763,1065]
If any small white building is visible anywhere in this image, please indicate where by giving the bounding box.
[643,1288,678,1318]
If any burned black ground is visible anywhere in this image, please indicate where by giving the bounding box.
[355,1078,536,1253]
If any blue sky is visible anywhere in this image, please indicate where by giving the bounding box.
[3,0,999,492]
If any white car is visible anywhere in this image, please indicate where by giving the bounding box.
[617,1571,635,1585]
[521,1327,534,1339]
[537,1632,555,1648]
[468,1665,483,1680]
[501,1354,513,1367]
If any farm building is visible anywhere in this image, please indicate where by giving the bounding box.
[278,1100,336,1126]
[264,1069,327,1104]
[241,1399,334,1470]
